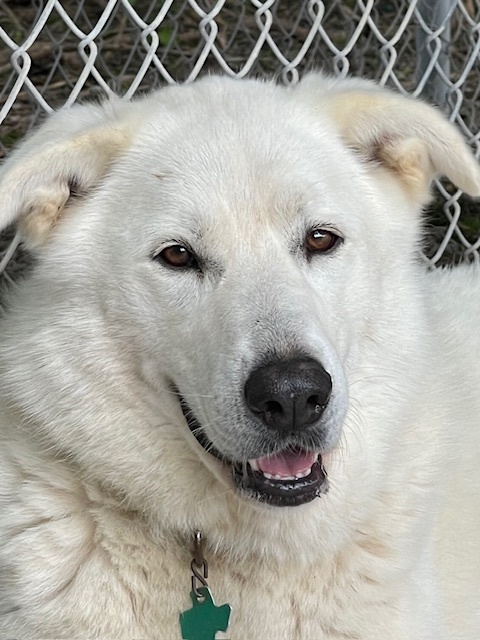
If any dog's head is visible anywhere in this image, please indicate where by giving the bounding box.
[1,76,479,545]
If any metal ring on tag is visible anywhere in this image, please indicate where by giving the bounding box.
[191,558,209,600]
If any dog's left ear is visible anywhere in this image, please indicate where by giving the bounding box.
[297,74,480,205]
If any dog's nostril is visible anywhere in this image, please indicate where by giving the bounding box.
[263,400,283,426]
[307,394,328,413]
[265,400,283,415]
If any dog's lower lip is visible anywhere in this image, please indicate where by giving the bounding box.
[177,391,227,460]
[234,458,328,507]
[177,391,329,506]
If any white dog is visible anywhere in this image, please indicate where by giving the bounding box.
[0,74,479,640]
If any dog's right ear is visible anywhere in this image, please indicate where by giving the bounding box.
[296,74,480,206]
[0,102,132,249]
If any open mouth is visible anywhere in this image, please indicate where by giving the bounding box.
[178,394,328,507]
[235,449,327,507]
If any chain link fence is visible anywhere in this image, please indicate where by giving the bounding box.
[0,0,479,294]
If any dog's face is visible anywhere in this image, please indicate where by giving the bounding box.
[1,76,479,530]
[75,81,415,508]
[103,94,360,507]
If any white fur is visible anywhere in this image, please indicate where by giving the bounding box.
[0,74,479,639]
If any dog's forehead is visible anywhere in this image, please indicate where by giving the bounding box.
[142,80,344,177]
[121,81,362,234]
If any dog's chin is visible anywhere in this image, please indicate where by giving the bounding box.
[178,395,329,508]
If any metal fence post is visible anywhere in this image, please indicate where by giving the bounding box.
[416,0,455,109]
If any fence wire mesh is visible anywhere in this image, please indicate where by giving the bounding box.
[0,0,479,294]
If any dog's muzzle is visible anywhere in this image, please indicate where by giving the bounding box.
[177,356,332,507]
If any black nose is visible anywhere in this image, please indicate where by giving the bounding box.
[244,357,332,433]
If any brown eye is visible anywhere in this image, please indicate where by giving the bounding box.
[157,244,197,269]
[305,229,340,255]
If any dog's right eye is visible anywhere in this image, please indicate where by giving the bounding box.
[305,229,342,256]
[155,245,198,270]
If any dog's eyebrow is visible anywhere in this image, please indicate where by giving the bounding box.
[153,172,172,180]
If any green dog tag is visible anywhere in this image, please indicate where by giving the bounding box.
[179,586,231,640]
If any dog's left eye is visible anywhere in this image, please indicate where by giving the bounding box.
[155,244,198,270]
[305,229,341,255]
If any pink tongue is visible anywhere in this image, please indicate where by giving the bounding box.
[257,449,317,477]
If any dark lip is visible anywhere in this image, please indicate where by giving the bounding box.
[177,392,329,507]
[233,460,328,507]
[178,393,228,461]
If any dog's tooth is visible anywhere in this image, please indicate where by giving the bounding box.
[294,468,312,479]
[259,458,319,481]
[263,472,307,481]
